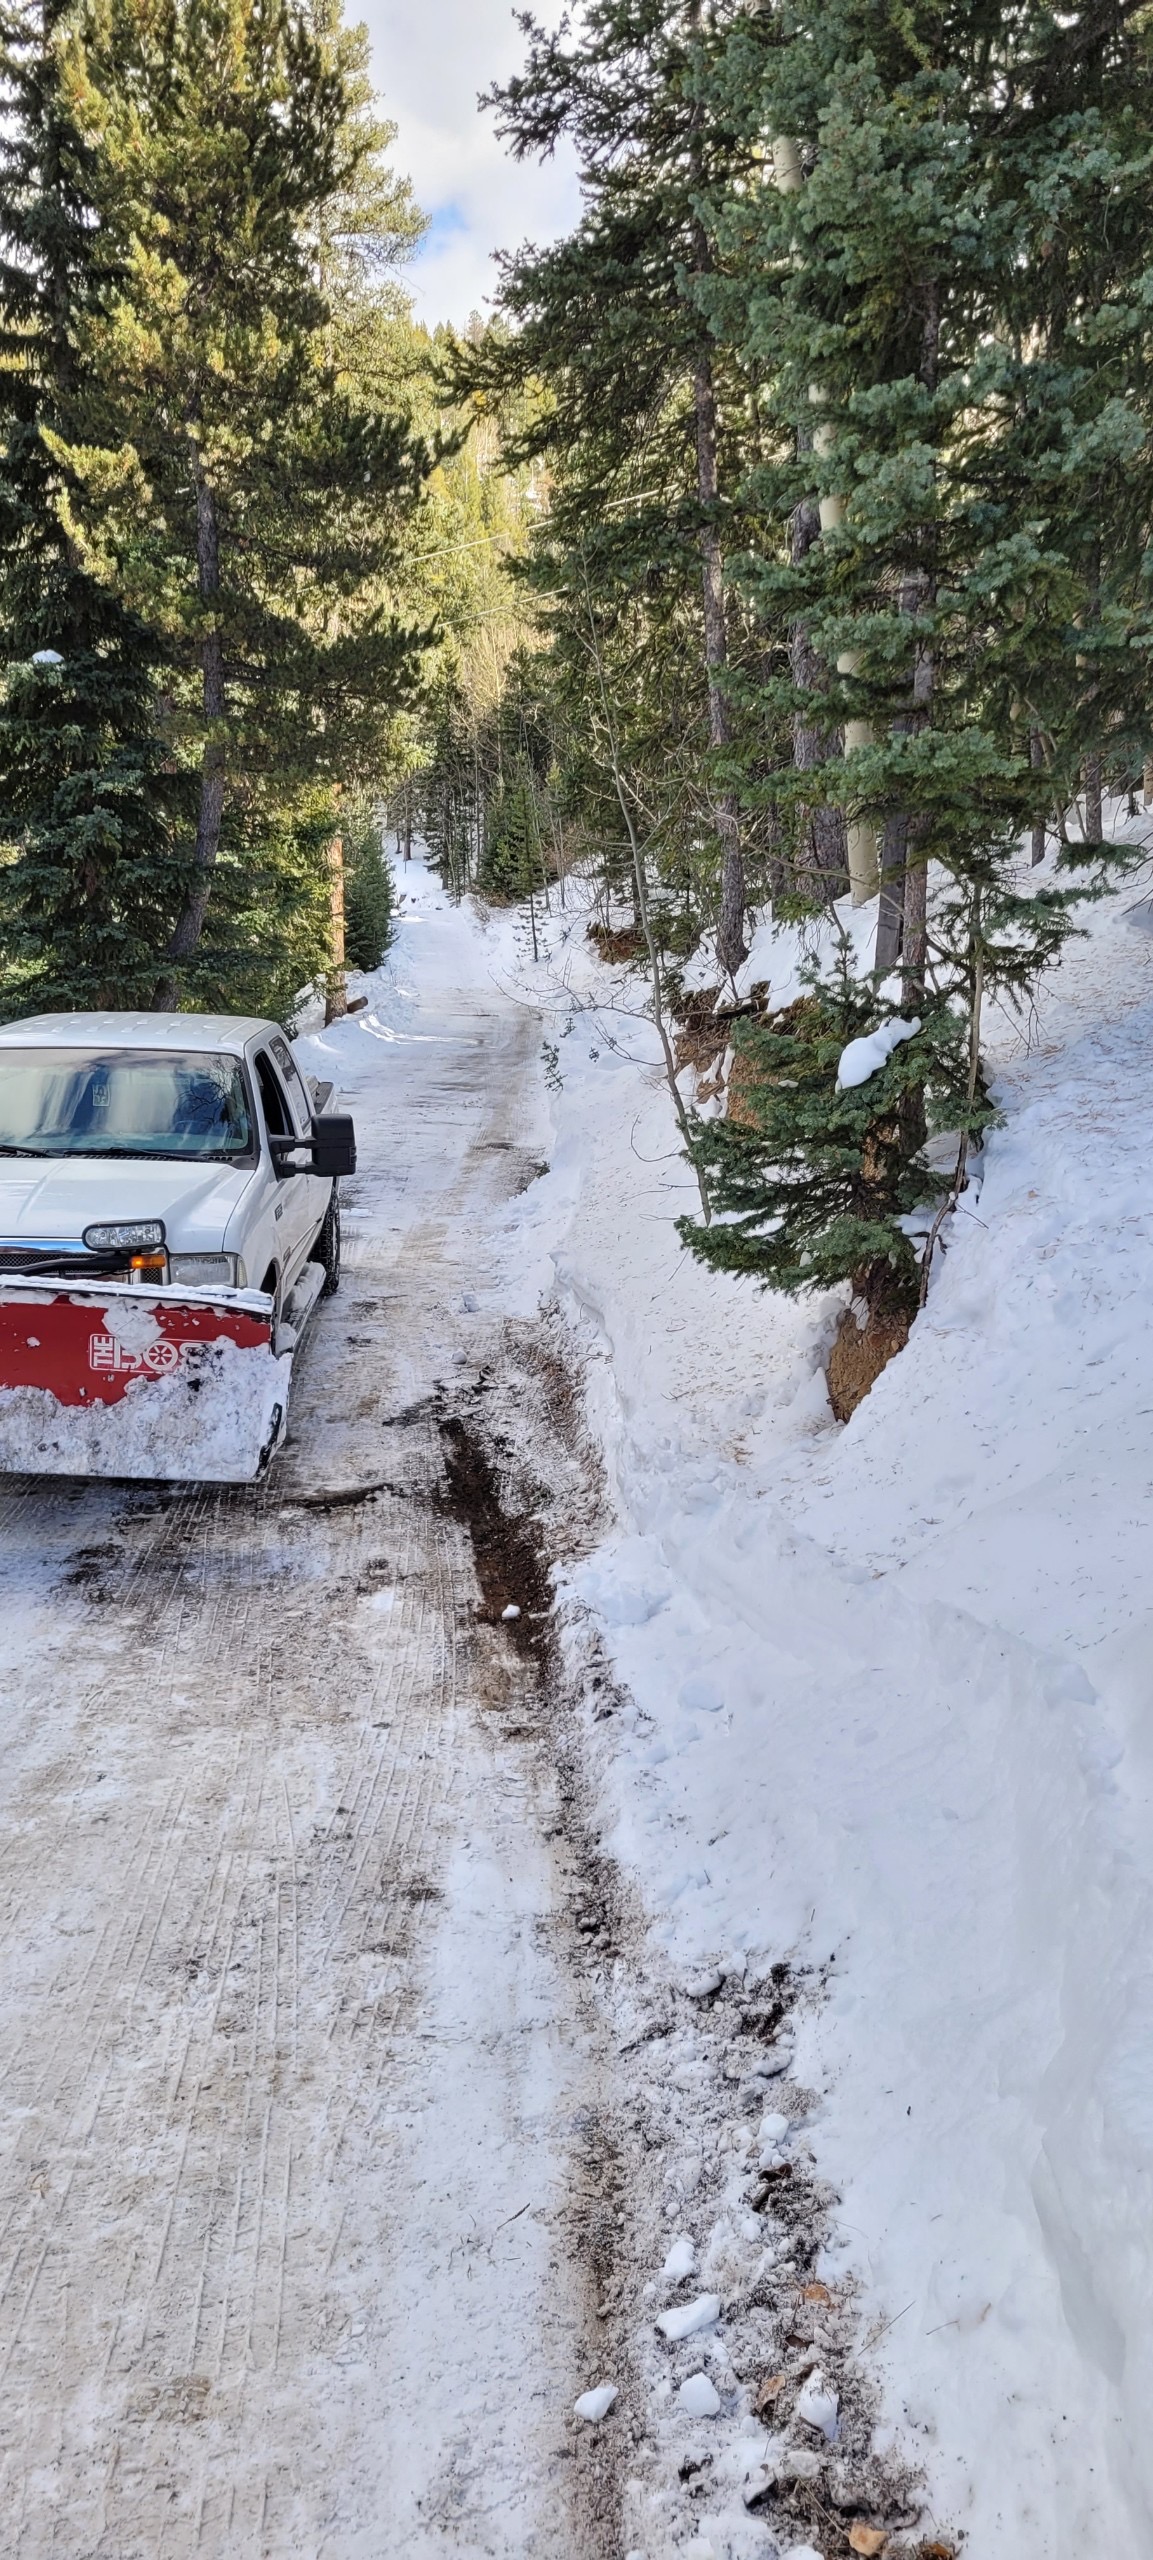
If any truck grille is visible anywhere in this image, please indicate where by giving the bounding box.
[0,1244,133,1285]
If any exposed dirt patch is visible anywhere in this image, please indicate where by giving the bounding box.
[587,920,646,965]
[436,1412,554,1668]
[827,1298,911,1421]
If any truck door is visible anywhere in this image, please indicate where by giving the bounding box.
[269,1033,329,1246]
[252,1047,314,1290]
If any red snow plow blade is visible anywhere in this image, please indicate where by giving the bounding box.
[0,1279,291,1483]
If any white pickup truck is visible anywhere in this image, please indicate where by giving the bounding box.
[0,1011,357,1482]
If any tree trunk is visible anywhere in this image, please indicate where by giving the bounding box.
[693,354,745,979]
[325,829,346,1023]
[874,281,939,977]
[1083,753,1103,843]
[875,813,908,971]
[156,465,225,1005]
[901,620,934,1010]
[1030,730,1047,866]
[790,484,847,890]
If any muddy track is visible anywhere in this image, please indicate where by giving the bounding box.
[432,1372,640,2553]
[458,1319,954,2560]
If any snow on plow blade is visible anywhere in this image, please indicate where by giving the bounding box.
[0,1279,291,1483]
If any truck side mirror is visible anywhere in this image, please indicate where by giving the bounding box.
[310,1113,356,1178]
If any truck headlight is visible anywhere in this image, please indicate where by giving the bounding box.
[83,1220,166,1252]
[169,1253,243,1290]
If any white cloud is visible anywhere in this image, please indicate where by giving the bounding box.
[358,0,581,328]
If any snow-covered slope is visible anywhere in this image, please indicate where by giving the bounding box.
[485,847,1153,2554]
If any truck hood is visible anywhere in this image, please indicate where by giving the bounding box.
[0,1157,256,1255]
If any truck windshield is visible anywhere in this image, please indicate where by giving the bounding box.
[0,1050,253,1160]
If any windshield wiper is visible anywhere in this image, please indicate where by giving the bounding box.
[0,1144,248,1163]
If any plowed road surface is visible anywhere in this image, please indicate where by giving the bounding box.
[0,899,594,2556]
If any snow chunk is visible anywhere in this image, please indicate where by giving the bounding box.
[678,2371,721,2417]
[682,1968,723,2000]
[836,1015,920,1090]
[680,1673,725,1713]
[101,1297,163,1355]
[656,2291,722,2341]
[501,1603,521,1621]
[662,2234,697,2280]
[573,2383,618,2423]
[796,2367,840,2443]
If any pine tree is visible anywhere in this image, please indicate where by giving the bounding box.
[0,0,190,1011]
[343,800,394,969]
[458,0,780,973]
[678,0,1152,1347]
[49,0,433,1001]
[481,760,545,901]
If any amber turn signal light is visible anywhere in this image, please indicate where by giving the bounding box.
[128,1249,169,1286]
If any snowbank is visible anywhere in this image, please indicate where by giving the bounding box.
[478,835,1153,2553]
[370,842,1153,2552]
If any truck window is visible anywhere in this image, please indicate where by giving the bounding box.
[270,1036,312,1130]
[254,1052,293,1143]
[0,1048,253,1160]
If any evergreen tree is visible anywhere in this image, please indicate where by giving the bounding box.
[679,0,1152,1337]
[49,0,433,1001]
[458,0,779,973]
[480,759,545,901]
[0,0,190,1011]
[343,800,394,969]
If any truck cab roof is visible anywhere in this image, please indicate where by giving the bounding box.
[0,1013,280,1054]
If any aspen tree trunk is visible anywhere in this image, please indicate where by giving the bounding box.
[772,141,852,899]
[693,350,746,979]
[156,462,225,1005]
[875,281,939,976]
[788,482,848,888]
[685,8,744,977]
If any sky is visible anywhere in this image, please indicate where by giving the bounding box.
[359,0,581,330]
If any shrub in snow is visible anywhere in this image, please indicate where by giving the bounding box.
[679,957,975,1345]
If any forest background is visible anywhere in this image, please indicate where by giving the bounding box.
[3,0,1153,1364]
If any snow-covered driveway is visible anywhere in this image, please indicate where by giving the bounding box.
[0,877,604,2558]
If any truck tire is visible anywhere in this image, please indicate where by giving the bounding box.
[314,1187,341,1296]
